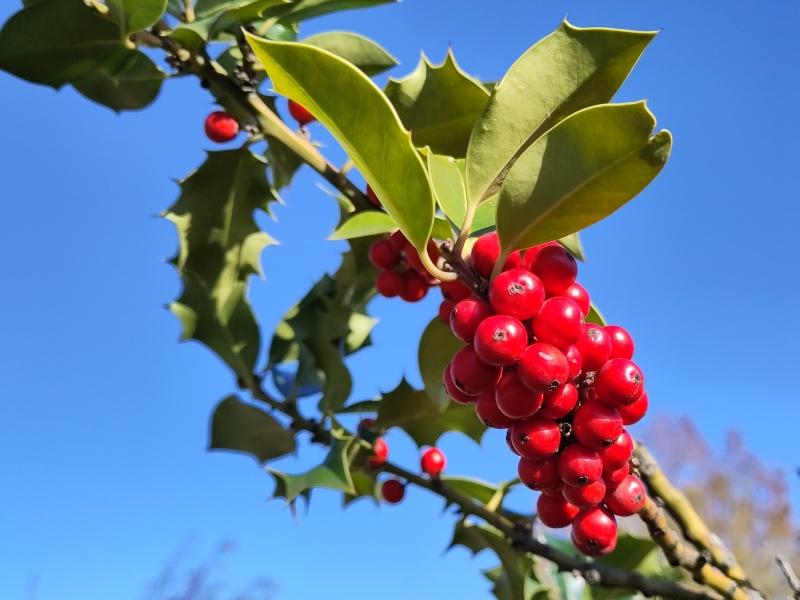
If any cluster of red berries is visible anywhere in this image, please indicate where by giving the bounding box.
[368,231,443,303]
[440,233,649,556]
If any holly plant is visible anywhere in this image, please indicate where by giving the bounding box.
[0,1,777,599]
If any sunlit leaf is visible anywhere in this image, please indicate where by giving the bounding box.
[303,31,398,76]
[107,0,167,33]
[329,211,396,240]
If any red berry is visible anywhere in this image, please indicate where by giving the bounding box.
[366,185,381,207]
[604,475,647,516]
[532,297,584,349]
[539,383,579,419]
[518,456,560,490]
[443,363,480,405]
[438,300,454,324]
[469,233,521,277]
[618,390,649,425]
[288,99,315,125]
[562,478,606,508]
[368,238,400,269]
[474,315,528,366]
[420,447,446,477]
[357,418,376,436]
[558,444,603,487]
[404,239,439,274]
[400,270,429,302]
[477,393,517,429]
[510,416,561,459]
[204,111,239,143]
[565,345,583,380]
[381,479,405,503]
[571,507,617,555]
[603,463,630,491]
[594,358,644,407]
[450,346,502,395]
[575,323,612,372]
[495,369,543,419]
[388,230,407,250]
[527,245,577,296]
[518,343,569,393]
[522,241,559,268]
[564,282,590,316]
[449,298,493,343]
[367,437,389,467]
[573,401,623,449]
[375,270,405,297]
[441,280,472,302]
[537,493,580,528]
[598,430,633,471]
[488,268,545,320]
[605,325,635,359]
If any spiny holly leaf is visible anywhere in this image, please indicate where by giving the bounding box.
[466,21,657,204]
[107,0,167,34]
[72,48,164,112]
[419,317,464,411]
[386,51,489,157]
[497,102,671,255]
[246,34,436,252]
[303,31,398,76]
[400,402,485,447]
[272,0,395,23]
[344,467,378,506]
[484,566,551,600]
[209,395,295,463]
[376,379,440,429]
[329,211,396,240]
[266,135,304,191]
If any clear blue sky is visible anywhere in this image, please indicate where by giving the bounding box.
[1,1,798,598]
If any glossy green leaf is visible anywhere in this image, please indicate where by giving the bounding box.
[107,0,167,33]
[376,379,440,429]
[172,0,288,48]
[303,31,398,76]
[466,21,657,203]
[0,0,122,88]
[72,48,164,111]
[431,217,454,240]
[497,102,671,255]
[418,317,465,411]
[272,0,394,23]
[247,35,436,251]
[441,476,498,505]
[428,153,467,228]
[329,211,396,240]
[558,233,585,261]
[386,52,489,157]
[209,395,295,462]
[586,303,606,326]
[472,196,498,234]
[401,402,485,447]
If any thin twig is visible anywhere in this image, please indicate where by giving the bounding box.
[776,556,800,599]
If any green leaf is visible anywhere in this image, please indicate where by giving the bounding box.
[427,153,467,228]
[209,395,295,462]
[329,211,396,240]
[441,476,498,505]
[431,217,454,240]
[586,303,606,326]
[0,0,123,88]
[308,334,352,414]
[247,36,436,251]
[376,379,440,429]
[386,51,489,157]
[266,135,304,190]
[72,48,164,111]
[303,31,398,76]
[172,0,288,48]
[268,433,356,502]
[272,0,394,23]
[418,317,464,411]
[466,21,657,203]
[496,102,671,255]
[472,196,498,234]
[107,0,167,33]
[401,402,485,447]
[558,233,585,261]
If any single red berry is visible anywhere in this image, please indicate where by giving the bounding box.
[469,233,521,277]
[571,507,617,555]
[368,238,400,269]
[565,345,583,380]
[603,463,630,491]
[564,282,590,316]
[477,393,517,429]
[573,401,623,449]
[510,416,561,460]
[443,363,480,405]
[542,485,565,498]
[558,444,603,487]
[450,346,503,395]
[527,245,577,296]
[400,270,429,302]
[522,241,560,268]
[575,323,612,372]
[366,185,381,207]
[441,280,472,302]
[562,478,606,508]
[518,343,569,393]
[367,437,389,467]
[438,300,454,324]
[449,298,493,343]
[288,99,315,126]
[618,390,649,425]
[594,358,644,407]
[537,493,580,528]
[598,430,633,471]
[605,325,635,359]
[404,239,439,274]
[488,268,545,320]
[506,428,519,454]
[604,475,647,516]
[388,230,407,250]
[381,479,405,504]
[474,315,528,366]
[204,111,239,143]
[518,456,560,490]
[420,447,446,477]
[539,382,579,419]
[495,369,543,419]
[532,297,584,349]
[375,269,405,298]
